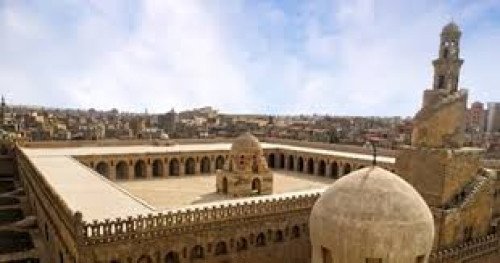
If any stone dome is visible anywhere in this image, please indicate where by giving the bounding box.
[442,21,460,34]
[309,166,434,263]
[231,132,262,154]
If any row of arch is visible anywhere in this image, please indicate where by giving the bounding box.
[89,151,393,180]
[267,153,372,178]
[93,155,226,180]
[111,224,305,263]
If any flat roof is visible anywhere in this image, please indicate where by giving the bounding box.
[20,142,395,221]
[23,142,395,164]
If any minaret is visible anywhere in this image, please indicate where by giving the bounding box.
[416,22,467,148]
[396,23,495,248]
[432,22,463,93]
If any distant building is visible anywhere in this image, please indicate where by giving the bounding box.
[158,108,178,135]
[466,101,486,132]
[486,102,500,133]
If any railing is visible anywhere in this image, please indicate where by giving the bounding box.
[430,234,499,262]
[81,192,320,245]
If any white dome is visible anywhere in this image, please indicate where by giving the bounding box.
[310,166,434,263]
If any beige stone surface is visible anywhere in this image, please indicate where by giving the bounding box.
[21,142,395,164]
[116,171,333,210]
[27,156,154,221]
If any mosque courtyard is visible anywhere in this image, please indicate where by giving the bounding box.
[116,171,334,210]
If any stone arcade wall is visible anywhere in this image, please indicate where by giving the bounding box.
[77,148,393,182]
[80,193,319,263]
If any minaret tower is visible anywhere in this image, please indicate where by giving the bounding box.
[396,23,495,248]
[432,22,463,93]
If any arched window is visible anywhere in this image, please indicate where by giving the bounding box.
[152,159,163,177]
[137,255,152,263]
[288,155,294,170]
[134,160,147,179]
[298,157,304,172]
[279,154,285,168]
[252,178,261,194]
[268,153,275,168]
[343,163,352,175]
[275,230,284,242]
[200,157,211,174]
[330,162,338,179]
[190,245,204,259]
[307,158,314,174]
[185,158,196,175]
[318,160,326,176]
[116,161,129,180]
[169,158,179,176]
[164,251,179,263]
[256,233,266,247]
[237,237,248,251]
[215,155,225,170]
[95,162,109,177]
[291,225,300,239]
[214,241,227,255]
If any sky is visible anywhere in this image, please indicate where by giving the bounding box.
[1,0,500,116]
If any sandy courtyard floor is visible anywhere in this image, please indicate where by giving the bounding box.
[115,171,334,210]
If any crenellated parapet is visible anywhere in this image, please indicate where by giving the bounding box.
[429,233,499,263]
[80,191,321,245]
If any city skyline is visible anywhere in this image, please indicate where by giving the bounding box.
[1,0,500,116]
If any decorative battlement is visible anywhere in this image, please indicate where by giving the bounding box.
[429,233,499,262]
[80,192,320,245]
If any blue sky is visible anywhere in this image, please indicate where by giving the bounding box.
[1,0,500,116]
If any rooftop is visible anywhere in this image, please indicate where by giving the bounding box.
[20,142,395,221]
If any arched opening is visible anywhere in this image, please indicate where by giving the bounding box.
[116,161,128,180]
[344,163,352,175]
[358,165,365,170]
[268,153,275,168]
[222,177,228,194]
[252,178,261,194]
[185,158,196,175]
[164,251,179,263]
[279,154,285,169]
[252,158,259,173]
[288,155,294,170]
[291,225,301,239]
[298,157,304,172]
[307,158,314,174]
[137,255,153,263]
[169,158,179,176]
[237,237,248,251]
[215,155,225,170]
[256,233,266,247]
[200,157,210,174]
[134,160,147,179]
[214,241,227,255]
[330,162,338,179]
[152,159,163,177]
[95,162,109,177]
[318,160,326,176]
[275,230,284,242]
[190,245,204,259]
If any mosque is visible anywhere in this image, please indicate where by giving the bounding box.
[1,23,500,263]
